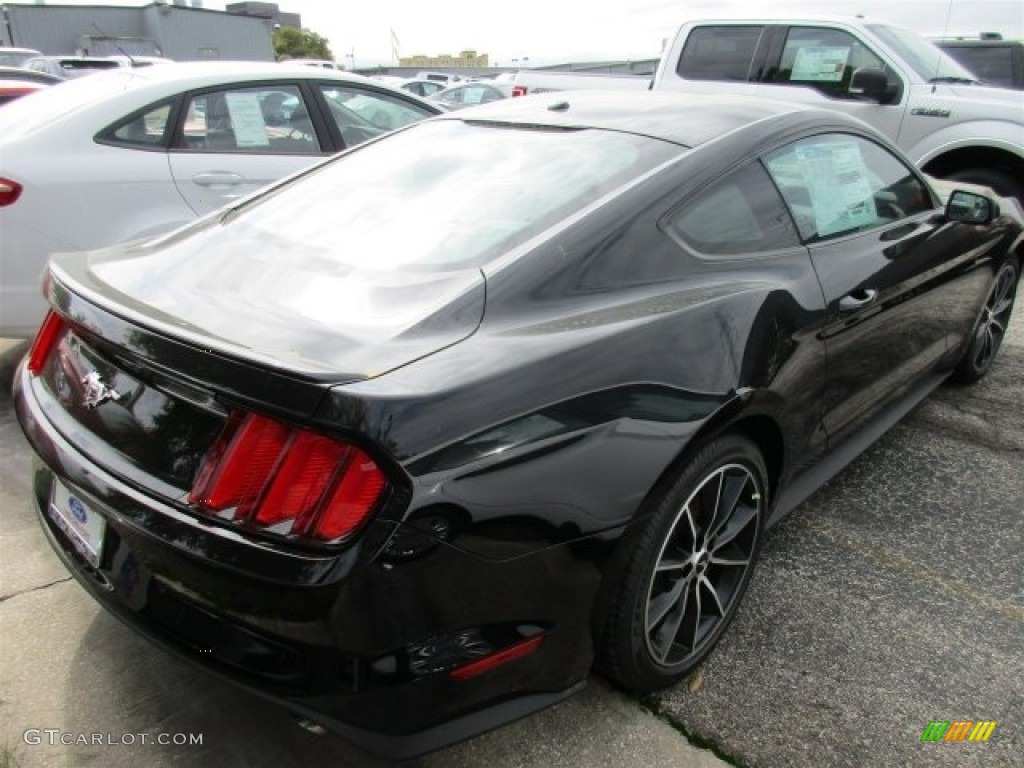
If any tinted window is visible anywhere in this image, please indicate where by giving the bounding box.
[763,134,932,242]
[670,162,800,255]
[105,102,172,147]
[939,45,1014,88]
[770,27,893,98]
[175,85,319,154]
[318,84,434,146]
[678,26,764,81]
[226,120,680,271]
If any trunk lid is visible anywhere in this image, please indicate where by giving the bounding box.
[49,213,486,382]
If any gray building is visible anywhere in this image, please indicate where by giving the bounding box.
[226,2,300,31]
[0,2,276,61]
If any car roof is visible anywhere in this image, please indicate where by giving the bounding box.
[440,90,834,148]
[937,39,1024,47]
[26,55,117,63]
[675,13,892,26]
[105,60,403,89]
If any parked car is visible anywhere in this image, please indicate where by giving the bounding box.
[935,37,1024,90]
[22,55,122,80]
[429,81,513,110]
[14,91,1021,757]
[0,46,40,68]
[105,54,177,69]
[652,16,1024,205]
[0,65,62,85]
[284,59,341,70]
[416,70,464,86]
[0,78,46,106]
[398,78,448,98]
[0,62,441,337]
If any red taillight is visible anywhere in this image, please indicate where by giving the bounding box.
[450,634,544,681]
[0,177,22,207]
[189,412,387,543]
[511,85,527,97]
[27,310,67,374]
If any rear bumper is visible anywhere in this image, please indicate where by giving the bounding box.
[14,362,597,758]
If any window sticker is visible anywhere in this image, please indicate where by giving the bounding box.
[793,140,877,237]
[791,46,850,81]
[225,92,270,147]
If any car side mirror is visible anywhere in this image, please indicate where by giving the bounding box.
[849,67,894,103]
[946,189,998,224]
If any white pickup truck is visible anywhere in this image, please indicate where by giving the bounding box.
[655,16,1024,203]
[511,16,1024,203]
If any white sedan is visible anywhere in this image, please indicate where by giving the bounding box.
[0,62,441,337]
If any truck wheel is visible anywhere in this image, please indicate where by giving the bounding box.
[944,168,1024,206]
[598,434,767,692]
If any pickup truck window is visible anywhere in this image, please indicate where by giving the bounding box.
[669,161,799,256]
[770,27,894,99]
[937,44,1018,89]
[677,26,764,81]
[763,134,931,242]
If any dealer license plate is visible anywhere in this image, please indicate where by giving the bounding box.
[48,481,106,568]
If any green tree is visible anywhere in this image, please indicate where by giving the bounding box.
[273,27,333,62]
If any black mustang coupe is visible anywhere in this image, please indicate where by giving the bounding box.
[14,91,1022,757]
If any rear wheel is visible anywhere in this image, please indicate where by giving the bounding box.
[951,258,1018,384]
[599,434,767,692]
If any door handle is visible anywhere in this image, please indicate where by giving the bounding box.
[839,289,878,312]
[192,172,244,187]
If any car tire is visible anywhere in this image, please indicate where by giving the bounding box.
[951,257,1019,385]
[598,434,768,693]
[944,168,1024,206]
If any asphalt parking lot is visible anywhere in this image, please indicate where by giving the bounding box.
[1,302,1021,768]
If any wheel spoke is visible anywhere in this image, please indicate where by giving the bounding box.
[700,574,726,617]
[709,551,749,567]
[710,503,758,551]
[647,576,687,630]
[993,296,1012,316]
[653,581,692,662]
[706,471,748,544]
[689,580,703,650]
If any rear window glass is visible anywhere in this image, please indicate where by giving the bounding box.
[939,45,1015,88]
[678,26,764,81]
[224,119,681,270]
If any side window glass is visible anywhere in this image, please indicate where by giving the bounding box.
[669,162,800,256]
[763,134,932,242]
[106,102,172,147]
[770,27,893,98]
[677,26,765,81]
[318,85,434,147]
[176,85,319,154]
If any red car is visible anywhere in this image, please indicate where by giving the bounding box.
[0,79,46,106]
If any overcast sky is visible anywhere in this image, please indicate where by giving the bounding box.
[17,1,1024,65]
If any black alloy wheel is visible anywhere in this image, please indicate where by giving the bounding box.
[952,259,1018,384]
[600,434,767,692]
